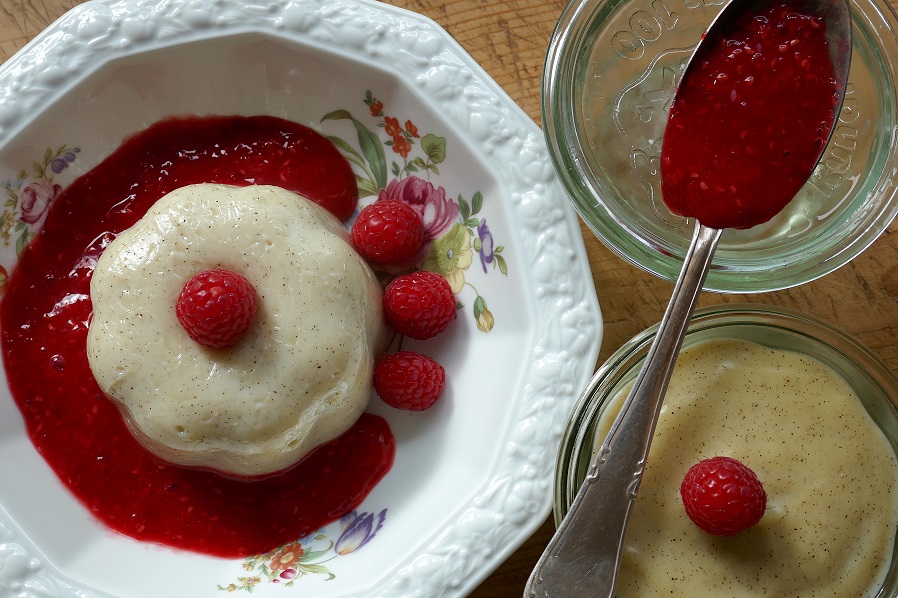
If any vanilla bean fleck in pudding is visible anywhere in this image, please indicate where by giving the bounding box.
[596,339,898,597]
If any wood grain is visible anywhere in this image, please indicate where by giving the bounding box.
[1,0,897,595]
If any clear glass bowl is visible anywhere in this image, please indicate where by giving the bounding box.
[542,0,898,292]
[554,303,898,596]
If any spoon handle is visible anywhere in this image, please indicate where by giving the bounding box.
[525,222,722,598]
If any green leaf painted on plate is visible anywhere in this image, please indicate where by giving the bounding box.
[322,110,387,190]
[471,191,483,215]
[421,133,446,164]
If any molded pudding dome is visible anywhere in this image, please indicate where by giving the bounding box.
[87,184,388,477]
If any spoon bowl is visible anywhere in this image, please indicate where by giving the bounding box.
[527,0,852,595]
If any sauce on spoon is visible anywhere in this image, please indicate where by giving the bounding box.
[660,1,842,230]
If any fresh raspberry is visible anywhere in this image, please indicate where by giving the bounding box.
[383,271,456,340]
[351,199,424,265]
[374,351,445,411]
[680,456,767,536]
[176,269,258,349]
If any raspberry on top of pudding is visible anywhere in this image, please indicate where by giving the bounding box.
[87,183,388,477]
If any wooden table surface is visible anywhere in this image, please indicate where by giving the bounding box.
[2,0,897,596]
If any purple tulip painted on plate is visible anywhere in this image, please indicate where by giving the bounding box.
[334,509,387,555]
[49,148,79,174]
[49,158,67,174]
[477,219,495,273]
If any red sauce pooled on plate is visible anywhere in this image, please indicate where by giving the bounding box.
[660,1,841,230]
[1,115,394,558]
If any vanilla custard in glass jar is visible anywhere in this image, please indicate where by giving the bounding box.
[555,305,898,597]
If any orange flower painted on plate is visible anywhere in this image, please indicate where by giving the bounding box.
[269,542,304,571]
[370,100,383,117]
[392,135,411,158]
[405,120,420,137]
[384,116,402,137]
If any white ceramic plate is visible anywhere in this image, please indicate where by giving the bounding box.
[0,0,603,596]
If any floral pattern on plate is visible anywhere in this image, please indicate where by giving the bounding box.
[0,145,80,293]
[323,90,507,333]
[219,510,387,592]
[2,146,79,251]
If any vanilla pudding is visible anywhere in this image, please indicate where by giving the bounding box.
[87,184,388,477]
[594,338,898,596]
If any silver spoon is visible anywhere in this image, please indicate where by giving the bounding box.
[525,0,852,595]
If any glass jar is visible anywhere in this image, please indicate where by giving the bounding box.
[543,0,898,292]
[555,304,898,595]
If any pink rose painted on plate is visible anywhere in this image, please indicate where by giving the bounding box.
[19,179,61,228]
[377,176,459,243]
[0,144,79,260]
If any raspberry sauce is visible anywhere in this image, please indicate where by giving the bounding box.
[660,1,841,230]
[1,115,394,558]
